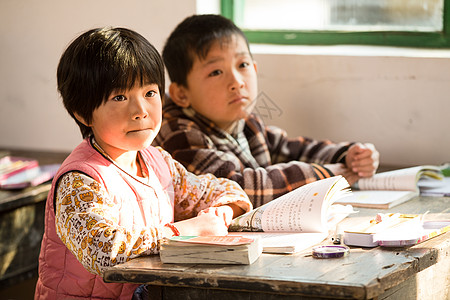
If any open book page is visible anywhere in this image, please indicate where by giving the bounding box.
[227,206,353,254]
[229,176,351,233]
[355,165,442,191]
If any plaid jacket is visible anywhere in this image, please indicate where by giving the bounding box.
[154,98,352,207]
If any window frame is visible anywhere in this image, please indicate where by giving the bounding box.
[221,0,450,48]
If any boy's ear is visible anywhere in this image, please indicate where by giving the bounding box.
[169,83,190,108]
[253,60,258,73]
[74,112,90,126]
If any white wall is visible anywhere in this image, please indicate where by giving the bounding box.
[252,46,450,166]
[0,0,197,152]
[1,0,449,167]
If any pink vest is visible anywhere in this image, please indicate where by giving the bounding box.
[35,138,174,299]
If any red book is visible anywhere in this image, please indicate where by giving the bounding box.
[0,156,39,181]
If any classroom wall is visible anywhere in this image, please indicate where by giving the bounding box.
[251,46,450,167]
[1,0,449,167]
[0,0,198,153]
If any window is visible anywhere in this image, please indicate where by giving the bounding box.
[221,0,450,48]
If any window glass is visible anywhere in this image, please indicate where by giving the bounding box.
[237,0,443,32]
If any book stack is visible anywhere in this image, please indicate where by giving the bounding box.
[0,155,60,189]
[160,235,262,265]
[336,165,444,209]
[344,213,421,247]
[0,156,38,181]
[343,212,450,247]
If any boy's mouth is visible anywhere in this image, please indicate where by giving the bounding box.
[230,95,247,104]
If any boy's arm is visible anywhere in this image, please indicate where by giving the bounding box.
[155,122,344,207]
[263,120,353,165]
[265,124,378,178]
[155,114,359,207]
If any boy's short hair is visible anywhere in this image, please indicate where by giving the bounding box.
[162,14,250,87]
[57,27,165,138]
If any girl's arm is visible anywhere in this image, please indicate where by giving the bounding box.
[156,147,252,222]
[55,172,161,276]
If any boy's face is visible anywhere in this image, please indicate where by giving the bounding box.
[177,34,257,131]
[86,83,162,159]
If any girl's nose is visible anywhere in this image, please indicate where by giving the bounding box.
[132,98,148,120]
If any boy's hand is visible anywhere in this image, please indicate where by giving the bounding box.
[345,143,379,177]
[324,163,360,186]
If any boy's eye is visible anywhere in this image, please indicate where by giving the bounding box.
[112,95,126,102]
[208,70,222,77]
[146,90,156,97]
[239,62,250,68]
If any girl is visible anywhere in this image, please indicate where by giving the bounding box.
[34,27,251,300]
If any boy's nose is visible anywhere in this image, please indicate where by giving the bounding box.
[229,71,245,91]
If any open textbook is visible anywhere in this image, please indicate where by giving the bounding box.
[336,165,443,209]
[228,176,353,253]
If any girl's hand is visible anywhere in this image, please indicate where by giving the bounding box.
[345,143,379,177]
[173,208,232,236]
[198,205,234,227]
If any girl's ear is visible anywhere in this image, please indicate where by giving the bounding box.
[169,83,190,108]
[74,112,90,126]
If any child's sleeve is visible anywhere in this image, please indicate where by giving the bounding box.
[54,171,161,276]
[156,148,252,221]
[264,123,352,165]
[155,114,352,208]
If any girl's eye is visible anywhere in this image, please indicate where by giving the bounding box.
[208,69,222,77]
[112,95,126,102]
[146,90,156,97]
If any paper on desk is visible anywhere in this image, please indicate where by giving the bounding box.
[228,231,328,254]
[418,177,450,197]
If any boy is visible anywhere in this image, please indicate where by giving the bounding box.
[154,14,379,207]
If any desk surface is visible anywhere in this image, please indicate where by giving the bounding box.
[104,196,450,300]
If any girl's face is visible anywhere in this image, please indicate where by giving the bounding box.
[88,83,162,160]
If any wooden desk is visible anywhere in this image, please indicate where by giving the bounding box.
[0,149,68,288]
[104,196,450,300]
